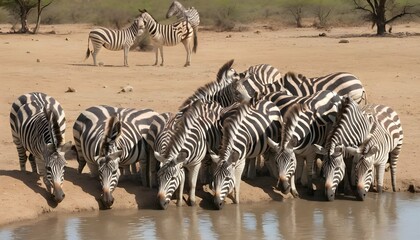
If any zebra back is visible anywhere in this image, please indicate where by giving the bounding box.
[281,71,366,104]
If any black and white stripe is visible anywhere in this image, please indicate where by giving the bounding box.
[180,59,241,109]
[235,64,287,102]
[166,1,200,29]
[343,104,403,200]
[265,90,343,197]
[138,9,197,67]
[210,99,281,209]
[85,17,145,66]
[72,105,158,208]
[157,100,225,209]
[314,97,374,201]
[10,92,71,203]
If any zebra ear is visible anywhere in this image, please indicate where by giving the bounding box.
[175,151,187,164]
[229,150,240,163]
[46,143,56,154]
[288,136,299,149]
[108,150,123,160]
[154,151,166,162]
[216,59,235,84]
[209,150,220,163]
[332,145,344,157]
[58,141,73,153]
[365,145,378,158]
[313,144,327,155]
[267,137,280,151]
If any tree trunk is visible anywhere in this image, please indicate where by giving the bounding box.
[376,22,386,35]
[375,0,387,35]
[19,6,30,33]
[33,1,42,34]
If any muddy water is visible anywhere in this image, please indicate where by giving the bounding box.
[1,193,419,239]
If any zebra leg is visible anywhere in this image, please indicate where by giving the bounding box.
[92,46,101,66]
[13,139,28,172]
[376,163,386,193]
[182,39,191,67]
[290,174,300,198]
[123,46,129,67]
[28,154,37,173]
[153,47,158,66]
[148,148,158,188]
[233,161,246,204]
[246,157,257,179]
[176,169,186,207]
[187,164,201,206]
[159,46,164,66]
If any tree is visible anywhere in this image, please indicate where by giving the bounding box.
[0,0,54,33]
[353,0,420,35]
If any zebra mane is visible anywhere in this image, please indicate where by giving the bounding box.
[217,59,235,84]
[43,107,64,149]
[280,103,309,149]
[179,60,235,110]
[139,9,159,23]
[326,97,367,154]
[100,115,122,157]
[283,71,312,86]
[219,103,250,162]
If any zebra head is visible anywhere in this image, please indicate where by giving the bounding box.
[44,108,72,203]
[315,144,346,201]
[166,0,184,19]
[157,154,186,210]
[210,150,238,210]
[345,142,378,201]
[97,115,124,208]
[216,59,240,86]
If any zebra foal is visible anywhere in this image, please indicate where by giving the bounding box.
[85,16,145,66]
[138,9,197,67]
[10,92,72,203]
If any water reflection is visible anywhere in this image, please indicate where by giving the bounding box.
[1,193,419,239]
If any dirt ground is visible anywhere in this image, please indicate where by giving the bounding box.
[0,22,419,226]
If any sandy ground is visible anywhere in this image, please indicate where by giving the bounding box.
[0,22,420,226]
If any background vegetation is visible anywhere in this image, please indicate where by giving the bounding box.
[0,0,419,32]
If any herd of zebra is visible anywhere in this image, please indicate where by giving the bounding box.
[10,57,403,210]
[85,1,200,67]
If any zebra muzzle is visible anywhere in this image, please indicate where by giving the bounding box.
[52,182,65,203]
[101,189,114,208]
[278,176,290,194]
[157,192,170,210]
[356,187,367,201]
[213,196,225,210]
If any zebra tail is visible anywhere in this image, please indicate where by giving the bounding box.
[85,37,91,60]
[193,27,198,53]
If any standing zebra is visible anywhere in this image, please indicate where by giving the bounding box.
[10,92,72,203]
[315,101,403,200]
[157,100,225,209]
[72,105,158,208]
[166,1,200,29]
[138,9,197,67]
[85,16,145,66]
[236,71,366,105]
[210,99,281,209]
[266,90,343,197]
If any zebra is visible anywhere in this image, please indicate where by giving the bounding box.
[85,16,145,66]
[236,71,366,105]
[210,99,281,209]
[10,92,72,203]
[138,9,197,67]
[264,90,342,197]
[156,100,225,209]
[179,59,241,109]
[318,103,403,200]
[166,1,200,29]
[312,97,376,201]
[234,63,289,102]
[72,105,158,208]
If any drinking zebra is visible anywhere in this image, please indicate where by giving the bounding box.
[156,100,225,209]
[85,16,145,66]
[166,1,200,29]
[72,105,158,208]
[180,59,241,109]
[236,71,366,105]
[266,90,343,197]
[138,9,197,67]
[210,99,281,209]
[10,92,72,203]
[315,100,403,200]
